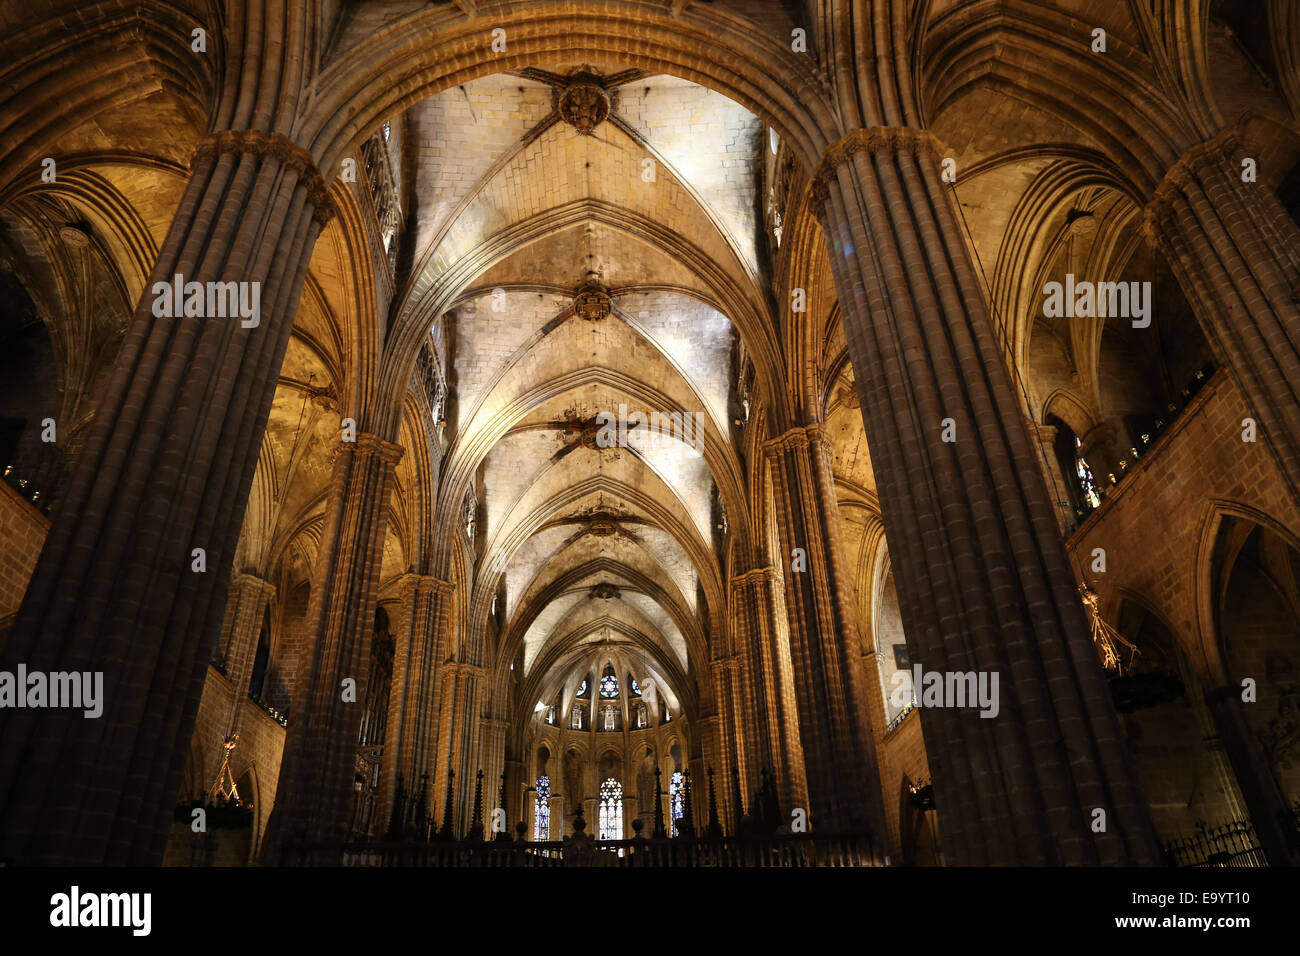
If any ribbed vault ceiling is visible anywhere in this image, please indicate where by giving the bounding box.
[410,70,765,713]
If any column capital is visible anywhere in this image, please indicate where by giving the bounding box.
[710,654,743,673]
[1143,126,1244,240]
[762,426,808,459]
[191,130,336,226]
[357,432,405,464]
[1025,418,1057,438]
[331,431,405,466]
[231,570,276,598]
[729,566,781,590]
[808,126,947,213]
[763,422,832,459]
[443,660,486,680]
[395,572,453,597]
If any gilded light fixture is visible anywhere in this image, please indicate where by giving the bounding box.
[1079,584,1139,674]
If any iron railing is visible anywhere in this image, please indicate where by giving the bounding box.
[886,700,916,735]
[1161,819,1268,868]
[288,832,879,868]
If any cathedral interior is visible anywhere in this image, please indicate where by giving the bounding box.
[0,0,1298,870]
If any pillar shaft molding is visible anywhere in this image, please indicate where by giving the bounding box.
[0,122,332,865]
[728,566,808,817]
[192,130,336,227]
[260,433,403,860]
[1144,126,1300,501]
[763,422,888,843]
[376,574,453,834]
[816,125,1160,865]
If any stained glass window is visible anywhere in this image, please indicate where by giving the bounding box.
[669,771,685,836]
[630,677,642,697]
[1074,437,1102,509]
[576,678,589,698]
[599,668,619,698]
[382,121,391,143]
[598,778,623,840]
[534,776,550,840]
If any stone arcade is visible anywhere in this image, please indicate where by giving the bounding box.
[0,0,1297,869]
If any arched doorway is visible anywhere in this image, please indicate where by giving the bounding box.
[1198,512,1300,864]
[1109,598,1246,845]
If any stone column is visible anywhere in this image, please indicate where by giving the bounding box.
[1023,419,1075,535]
[854,516,903,859]
[376,573,450,833]
[260,433,403,861]
[810,127,1160,865]
[764,424,889,841]
[0,129,334,865]
[433,660,485,837]
[1205,686,1299,866]
[696,713,726,832]
[479,715,510,838]
[729,567,808,819]
[709,654,743,829]
[1145,128,1300,499]
[503,756,524,836]
[220,572,277,728]
[1187,684,1248,823]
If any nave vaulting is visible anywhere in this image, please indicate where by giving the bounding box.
[0,0,1297,869]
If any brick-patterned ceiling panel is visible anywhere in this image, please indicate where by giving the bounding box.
[400,80,764,322]
[383,70,764,694]
[469,221,717,303]
[479,454,711,594]
[403,75,557,255]
[504,530,694,634]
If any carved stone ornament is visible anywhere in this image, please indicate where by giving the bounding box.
[573,282,612,322]
[558,74,611,134]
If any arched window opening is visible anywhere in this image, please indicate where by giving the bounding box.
[247,612,272,701]
[358,607,394,748]
[1217,521,1300,819]
[1104,599,1242,850]
[598,778,623,840]
[600,702,620,732]
[1074,436,1102,510]
[1045,413,1101,520]
[0,266,63,509]
[669,770,685,836]
[599,665,619,698]
[534,776,550,840]
[875,570,913,730]
[570,702,586,730]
